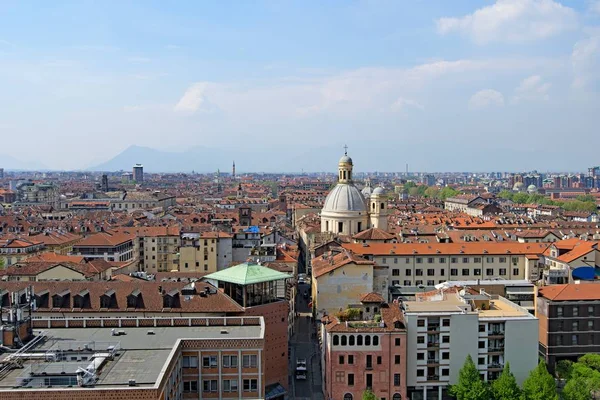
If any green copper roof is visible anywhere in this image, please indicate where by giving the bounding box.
[204,262,292,285]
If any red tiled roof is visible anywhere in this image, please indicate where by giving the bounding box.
[539,284,600,301]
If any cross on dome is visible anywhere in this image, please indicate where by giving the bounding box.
[343,144,348,155]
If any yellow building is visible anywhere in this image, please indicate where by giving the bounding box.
[179,232,232,273]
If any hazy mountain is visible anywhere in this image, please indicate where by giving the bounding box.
[0,153,49,171]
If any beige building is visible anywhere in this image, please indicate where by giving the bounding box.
[542,238,599,284]
[0,237,45,267]
[123,227,181,273]
[343,242,549,288]
[179,232,230,273]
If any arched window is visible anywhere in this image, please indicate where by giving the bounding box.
[393,394,402,400]
[348,171,352,180]
[343,171,347,180]
[357,335,363,346]
[365,335,371,346]
[381,202,385,209]
[372,202,375,210]
[333,335,339,346]
[341,335,347,346]
[349,335,355,346]
[344,394,353,400]
[373,335,379,346]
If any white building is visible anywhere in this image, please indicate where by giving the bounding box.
[321,151,387,236]
[402,287,538,400]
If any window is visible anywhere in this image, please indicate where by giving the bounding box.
[242,354,257,368]
[373,336,379,346]
[417,353,424,360]
[478,341,485,349]
[440,258,446,263]
[375,356,382,365]
[427,269,435,276]
[478,357,485,365]
[486,268,494,276]
[442,319,450,327]
[557,335,563,345]
[427,258,434,264]
[382,258,387,264]
[406,269,412,276]
[203,380,218,392]
[392,269,400,276]
[357,335,363,346]
[348,373,355,386]
[418,319,425,327]
[589,321,594,330]
[557,306,563,317]
[202,356,217,368]
[395,355,401,364]
[417,369,424,377]
[416,257,422,264]
[366,373,373,389]
[512,257,518,264]
[222,379,238,392]
[442,368,449,376]
[415,269,423,276]
[338,222,343,233]
[344,394,353,400]
[404,280,411,286]
[183,356,198,368]
[450,269,458,276]
[339,355,344,364]
[463,257,469,263]
[349,335,355,346]
[499,268,507,276]
[573,307,579,317]
[427,280,435,286]
[442,352,450,360]
[394,373,401,386]
[440,269,445,275]
[365,336,371,346]
[183,381,198,393]
[417,336,425,344]
[394,258,398,264]
[572,334,579,345]
[222,355,238,368]
[474,257,482,263]
[451,257,458,263]
[479,324,485,332]
[589,306,595,315]
[348,355,354,364]
[474,268,481,275]
[395,338,401,346]
[342,335,347,346]
[513,268,519,276]
[573,321,579,331]
[333,335,339,345]
[461,269,469,276]
[442,336,450,343]
[243,379,258,392]
[499,257,506,263]
[486,257,494,263]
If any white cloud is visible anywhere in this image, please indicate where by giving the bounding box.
[390,97,424,112]
[436,0,578,44]
[174,82,219,113]
[512,75,551,103]
[468,89,505,110]
[571,29,600,89]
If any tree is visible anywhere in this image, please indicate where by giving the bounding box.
[439,187,459,201]
[562,356,600,400]
[424,186,440,198]
[491,362,521,400]
[449,355,491,400]
[521,361,558,400]
[579,354,600,372]
[556,359,573,380]
[408,187,420,197]
[362,389,377,400]
[498,190,514,200]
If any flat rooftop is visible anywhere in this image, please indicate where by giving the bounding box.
[404,292,468,313]
[0,324,264,390]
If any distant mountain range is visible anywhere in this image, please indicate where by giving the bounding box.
[0,153,49,171]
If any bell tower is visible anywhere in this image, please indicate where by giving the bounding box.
[369,187,388,230]
[338,145,353,183]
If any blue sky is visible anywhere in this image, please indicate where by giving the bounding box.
[1,0,600,171]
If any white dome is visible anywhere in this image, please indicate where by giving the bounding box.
[361,185,372,197]
[322,183,367,213]
[527,184,538,193]
[339,155,353,164]
[513,182,525,191]
[372,187,384,195]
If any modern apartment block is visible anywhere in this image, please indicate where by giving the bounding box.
[321,300,407,400]
[71,231,135,262]
[537,284,600,373]
[343,242,549,292]
[403,287,538,400]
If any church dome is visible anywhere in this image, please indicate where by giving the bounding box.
[372,187,385,196]
[322,184,367,214]
[361,185,372,198]
[513,182,525,192]
[339,155,353,164]
[527,184,538,193]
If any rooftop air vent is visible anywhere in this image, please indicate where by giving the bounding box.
[147,330,155,335]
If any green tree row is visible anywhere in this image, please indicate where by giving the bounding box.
[402,182,459,200]
[557,354,600,400]
[450,355,557,400]
[498,190,598,213]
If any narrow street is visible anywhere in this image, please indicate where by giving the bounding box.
[290,282,324,400]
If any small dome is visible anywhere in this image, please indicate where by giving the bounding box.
[322,183,367,214]
[361,186,372,197]
[372,187,385,195]
[527,184,538,193]
[339,155,353,164]
[513,182,525,192]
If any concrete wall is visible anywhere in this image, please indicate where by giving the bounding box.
[504,318,539,385]
[217,238,233,270]
[314,262,373,316]
[36,265,87,281]
[448,313,479,384]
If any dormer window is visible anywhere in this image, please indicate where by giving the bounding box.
[73,289,91,309]
[163,289,180,308]
[100,289,117,309]
[35,290,49,308]
[52,289,70,308]
[127,289,143,309]
[0,290,9,307]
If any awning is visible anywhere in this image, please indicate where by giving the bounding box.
[264,383,287,399]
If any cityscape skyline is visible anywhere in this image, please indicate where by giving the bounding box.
[1,0,600,170]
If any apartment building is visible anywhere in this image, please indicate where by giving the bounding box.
[127,227,180,273]
[321,301,407,400]
[179,231,233,273]
[71,231,135,262]
[537,284,600,373]
[0,237,45,266]
[343,242,548,291]
[0,316,268,400]
[403,287,538,400]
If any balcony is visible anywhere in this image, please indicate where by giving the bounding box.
[487,346,505,353]
[488,330,505,337]
[426,375,440,382]
[427,359,440,365]
[488,362,504,370]
[427,342,440,348]
[427,325,440,333]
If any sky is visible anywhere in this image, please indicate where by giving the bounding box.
[1,0,600,172]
